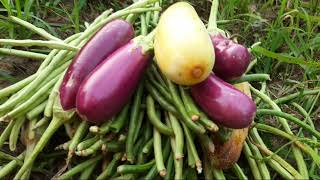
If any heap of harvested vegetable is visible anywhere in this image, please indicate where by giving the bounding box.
[0,0,319,179]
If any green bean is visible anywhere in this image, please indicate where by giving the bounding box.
[142,138,154,154]
[133,110,145,142]
[44,73,64,117]
[9,16,61,41]
[164,153,174,180]
[187,143,195,168]
[9,117,26,151]
[55,141,71,150]
[133,136,145,157]
[250,85,308,178]
[182,122,202,173]
[127,83,144,163]
[90,120,112,134]
[0,152,25,179]
[198,134,215,155]
[33,116,49,130]
[146,95,174,136]
[76,139,105,156]
[168,112,184,160]
[145,82,178,114]
[150,63,167,88]
[167,122,183,180]
[14,109,71,179]
[166,80,205,134]
[58,155,102,179]
[0,48,47,60]
[255,144,304,179]
[0,120,14,148]
[254,82,266,105]
[97,153,122,180]
[146,74,172,102]
[212,167,226,180]
[257,109,320,139]
[255,123,320,165]
[0,39,79,51]
[198,112,219,132]
[117,160,155,174]
[77,135,99,151]
[232,163,248,180]
[26,100,47,120]
[79,159,98,180]
[152,2,160,24]
[243,142,262,180]
[5,75,59,119]
[87,9,113,29]
[246,140,270,179]
[153,127,167,176]
[179,86,200,121]
[203,154,213,180]
[245,58,257,73]
[231,73,270,84]
[110,103,130,133]
[274,89,320,104]
[145,138,171,180]
[144,121,153,140]
[0,74,36,100]
[68,121,89,158]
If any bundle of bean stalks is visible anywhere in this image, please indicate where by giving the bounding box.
[0,0,319,179]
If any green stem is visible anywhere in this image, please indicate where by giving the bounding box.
[212,167,226,180]
[0,74,36,100]
[0,48,47,60]
[142,138,154,154]
[207,0,219,33]
[0,120,15,148]
[75,139,105,156]
[133,110,145,143]
[79,159,98,180]
[246,140,270,179]
[0,152,25,179]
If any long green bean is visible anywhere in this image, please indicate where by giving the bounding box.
[168,112,184,160]
[154,127,167,176]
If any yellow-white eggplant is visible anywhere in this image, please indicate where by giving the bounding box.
[154,2,215,85]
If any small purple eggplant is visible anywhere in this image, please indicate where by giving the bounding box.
[76,38,152,124]
[60,19,134,110]
[191,73,256,129]
[210,34,250,81]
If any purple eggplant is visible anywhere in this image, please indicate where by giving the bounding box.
[59,19,134,110]
[210,34,250,81]
[191,73,256,129]
[76,39,151,124]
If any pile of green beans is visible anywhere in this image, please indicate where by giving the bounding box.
[0,0,320,179]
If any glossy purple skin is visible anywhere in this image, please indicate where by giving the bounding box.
[59,19,134,110]
[76,40,151,124]
[191,73,256,129]
[210,34,250,81]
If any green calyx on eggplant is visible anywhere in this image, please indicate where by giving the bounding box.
[191,73,256,129]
